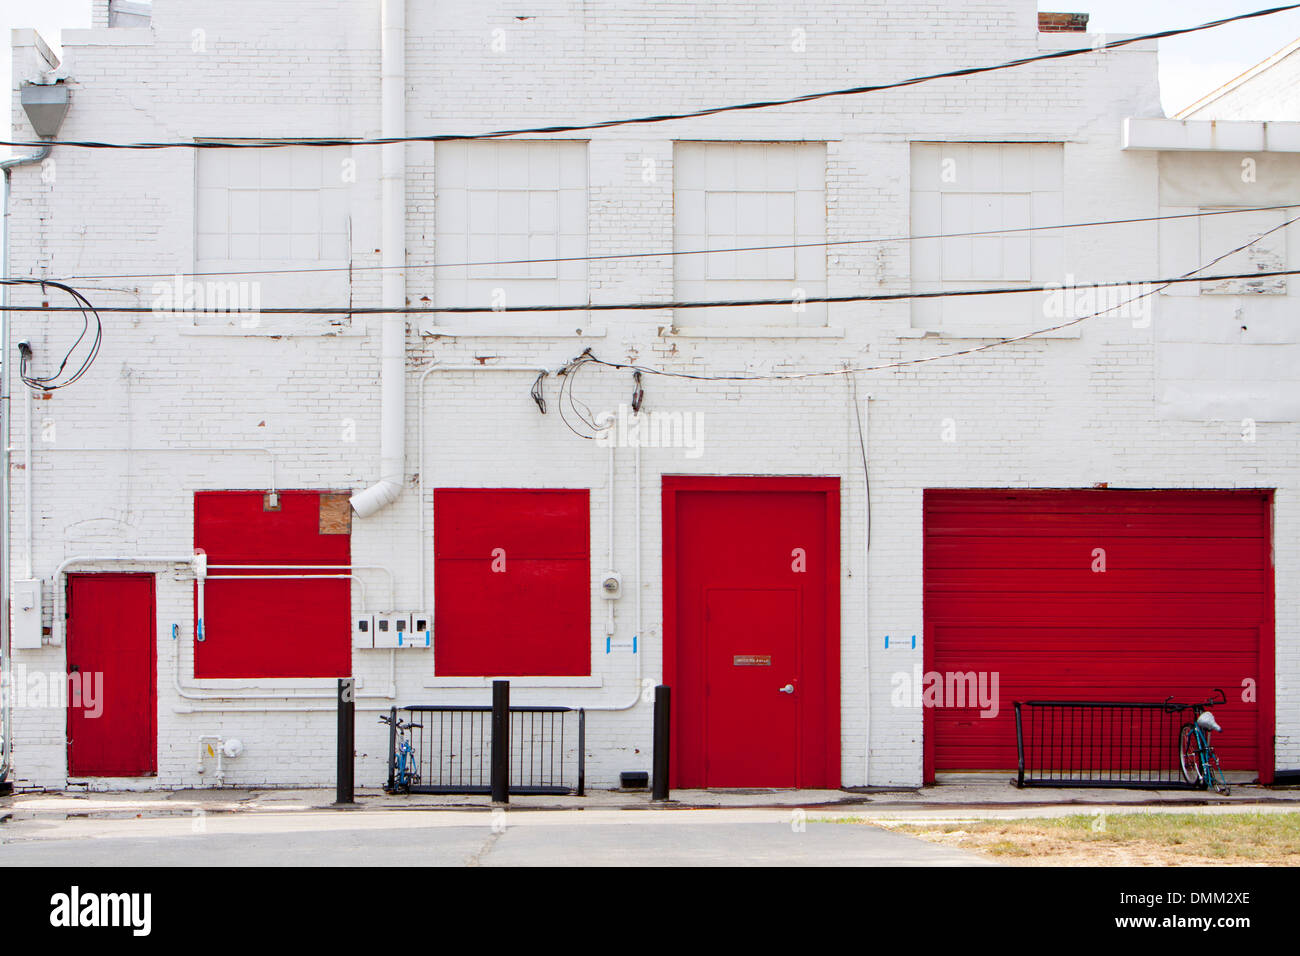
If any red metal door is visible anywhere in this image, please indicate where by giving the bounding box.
[664,476,840,789]
[705,589,800,786]
[66,573,156,777]
[923,489,1274,782]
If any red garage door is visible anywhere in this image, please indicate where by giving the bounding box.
[923,490,1274,782]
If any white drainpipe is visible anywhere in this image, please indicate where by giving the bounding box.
[351,0,407,518]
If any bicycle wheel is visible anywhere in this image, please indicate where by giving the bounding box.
[1206,749,1231,796]
[1178,723,1204,787]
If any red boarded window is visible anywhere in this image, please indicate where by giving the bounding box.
[434,489,591,677]
[194,490,351,678]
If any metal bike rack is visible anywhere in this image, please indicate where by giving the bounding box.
[1014,699,1202,789]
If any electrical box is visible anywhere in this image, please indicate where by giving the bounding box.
[372,611,408,649]
[357,612,432,649]
[11,578,42,649]
[401,612,432,649]
[352,613,375,649]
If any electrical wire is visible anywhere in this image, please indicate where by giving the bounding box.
[573,212,1300,382]
[1,278,103,390]
[6,267,1297,315]
[5,5,1296,152]
[48,205,1300,283]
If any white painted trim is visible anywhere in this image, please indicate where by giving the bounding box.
[1122,117,1300,153]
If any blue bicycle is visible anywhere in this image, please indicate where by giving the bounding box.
[1173,689,1230,795]
[380,713,422,792]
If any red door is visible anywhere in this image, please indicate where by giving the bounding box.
[923,489,1274,782]
[664,476,840,789]
[66,573,156,777]
[705,589,800,785]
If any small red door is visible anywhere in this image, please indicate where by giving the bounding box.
[67,573,156,777]
[705,589,800,786]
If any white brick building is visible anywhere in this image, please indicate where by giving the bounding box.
[2,0,1297,793]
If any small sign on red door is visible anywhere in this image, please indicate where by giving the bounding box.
[733,654,772,666]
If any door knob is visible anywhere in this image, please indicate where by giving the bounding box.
[778,684,794,694]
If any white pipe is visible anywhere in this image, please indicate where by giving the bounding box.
[177,570,397,702]
[2,141,54,785]
[23,383,32,578]
[416,364,547,610]
[52,554,200,645]
[605,431,615,637]
[849,380,872,786]
[351,0,407,519]
[585,439,642,711]
[196,735,226,785]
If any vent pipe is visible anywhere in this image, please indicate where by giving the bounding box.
[351,0,407,518]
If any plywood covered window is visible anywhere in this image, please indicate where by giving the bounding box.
[194,145,353,333]
[432,141,589,332]
[193,491,351,678]
[910,142,1065,335]
[434,489,591,677]
[673,141,827,327]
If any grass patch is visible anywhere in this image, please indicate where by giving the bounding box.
[855,811,1300,865]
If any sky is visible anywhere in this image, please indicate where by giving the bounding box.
[2,1,1299,152]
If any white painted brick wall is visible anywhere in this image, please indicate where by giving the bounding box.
[5,1,1296,792]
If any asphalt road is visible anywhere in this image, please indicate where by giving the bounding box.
[0,808,994,866]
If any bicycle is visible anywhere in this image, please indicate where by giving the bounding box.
[1168,689,1230,795]
[379,713,423,792]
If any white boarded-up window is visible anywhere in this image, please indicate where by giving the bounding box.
[910,143,1064,334]
[1199,207,1288,295]
[195,145,352,331]
[674,142,826,327]
[434,141,588,329]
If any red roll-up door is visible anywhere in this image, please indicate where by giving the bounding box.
[923,489,1274,781]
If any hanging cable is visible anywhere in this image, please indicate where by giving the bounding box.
[4,5,1296,152]
[1,278,103,390]
[530,370,548,414]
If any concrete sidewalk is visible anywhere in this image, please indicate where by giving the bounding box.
[4,778,1298,822]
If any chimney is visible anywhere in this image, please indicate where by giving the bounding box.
[1038,12,1091,33]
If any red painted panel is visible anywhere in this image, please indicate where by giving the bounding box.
[194,491,350,678]
[664,476,840,789]
[923,489,1274,780]
[67,573,156,777]
[434,489,590,677]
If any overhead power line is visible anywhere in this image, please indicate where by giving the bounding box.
[575,213,1300,381]
[51,205,1300,284]
[1,269,1296,315]
[4,5,1298,152]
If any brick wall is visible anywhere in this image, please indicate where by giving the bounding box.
[5,1,1295,791]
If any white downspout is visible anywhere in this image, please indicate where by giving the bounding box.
[1,142,53,787]
[351,0,407,518]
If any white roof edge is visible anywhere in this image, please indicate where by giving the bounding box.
[1176,36,1300,118]
[1122,116,1300,152]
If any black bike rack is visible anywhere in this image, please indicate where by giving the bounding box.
[1014,699,1204,789]
[384,689,585,797]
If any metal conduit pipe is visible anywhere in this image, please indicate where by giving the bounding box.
[1,139,54,786]
[351,0,407,518]
[415,364,546,610]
